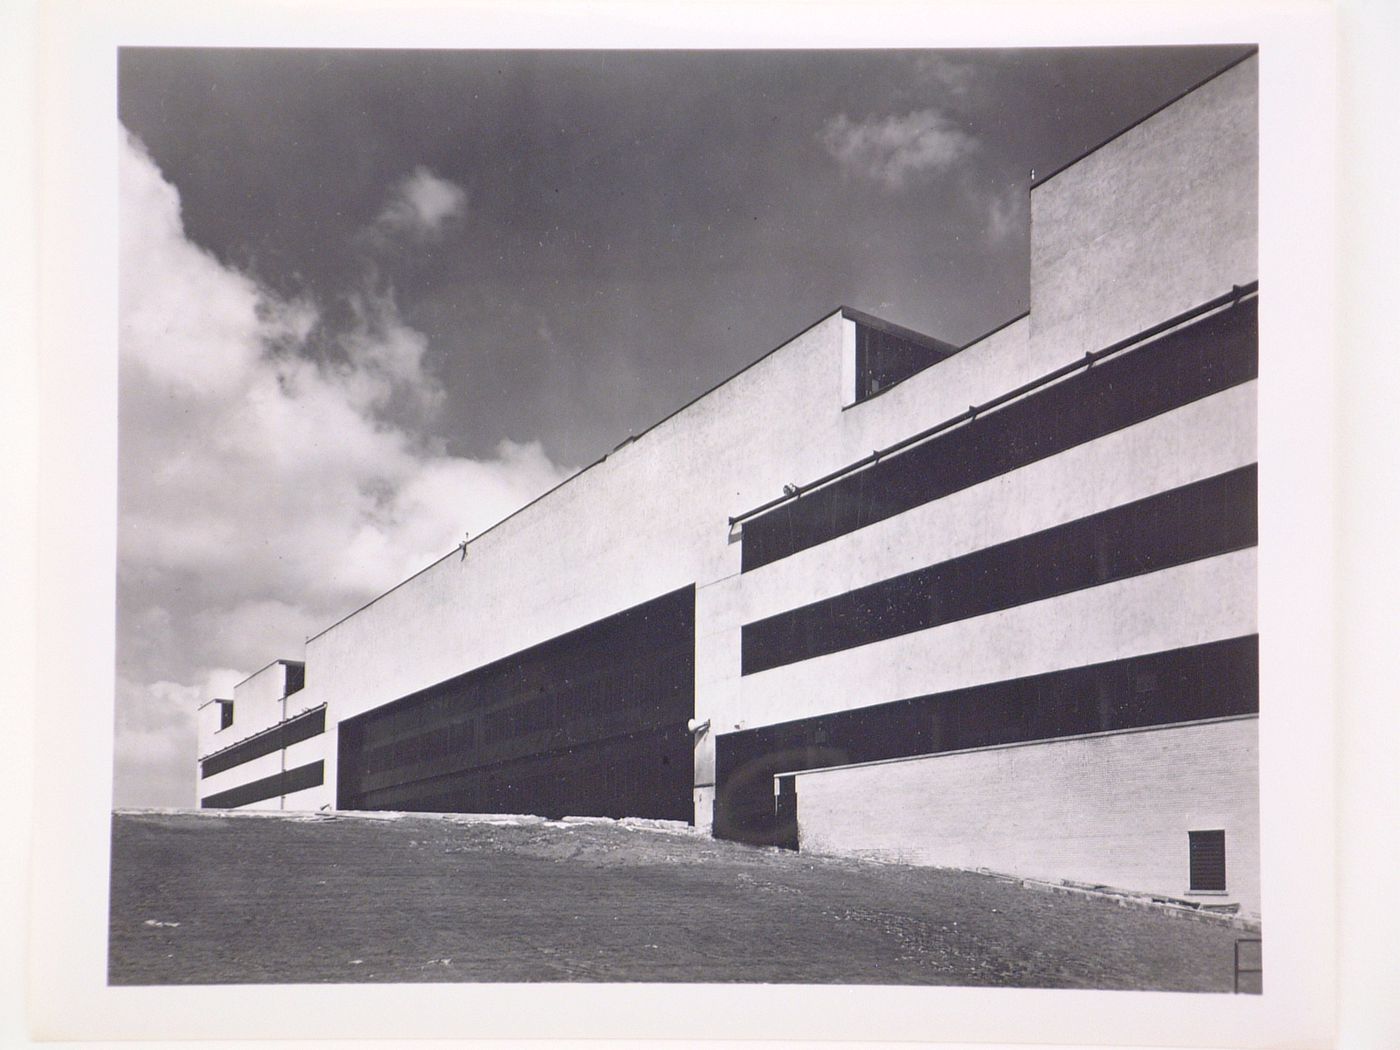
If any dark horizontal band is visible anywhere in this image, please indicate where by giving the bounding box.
[200,706,326,779]
[741,296,1257,571]
[716,634,1258,845]
[341,724,691,820]
[200,760,324,810]
[336,585,695,821]
[742,464,1257,675]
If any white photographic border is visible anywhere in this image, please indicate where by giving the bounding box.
[15,1,1366,1047]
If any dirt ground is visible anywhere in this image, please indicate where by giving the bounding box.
[108,809,1259,990]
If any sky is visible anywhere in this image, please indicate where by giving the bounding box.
[115,45,1251,808]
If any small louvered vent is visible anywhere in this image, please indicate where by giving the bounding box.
[1189,829,1227,892]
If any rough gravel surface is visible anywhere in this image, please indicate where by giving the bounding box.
[108,809,1258,989]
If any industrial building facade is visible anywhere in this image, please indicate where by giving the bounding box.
[196,55,1261,915]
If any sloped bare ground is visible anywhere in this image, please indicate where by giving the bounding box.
[108,810,1258,989]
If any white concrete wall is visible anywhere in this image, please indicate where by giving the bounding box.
[195,699,233,762]
[197,662,328,809]
[793,716,1260,916]
[283,733,324,773]
[234,660,294,707]
[283,784,330,811]
[835,317,1037,461]
[305,313,1037,813]
[258,54,1259,860]
[323,721,341,812]
[228,661,296,741]
[732,550,1255,732]
[198,750,282,804]
[734,380,1256,625]
[283,733,331,809]
[307,312,844,726]
[706,374,1256,735]
[196,730,330,811]
[307,308,1029,714]
[694,57,1261,883]
[277,728,332,811]
[304,310,1042,804]
[1029,56,1257,362]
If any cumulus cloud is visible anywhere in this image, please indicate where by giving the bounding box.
[113,673,237,808]
[116,131,570,806]
[985,184,1029,245]
[820,109,978,191]
[910,53,977,98]
[375,166,468,239]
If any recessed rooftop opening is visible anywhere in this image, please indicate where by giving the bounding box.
[844,308,959,404]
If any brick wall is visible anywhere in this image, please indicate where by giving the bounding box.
[794,716,1260,915]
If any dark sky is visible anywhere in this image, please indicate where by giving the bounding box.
[114,45,1252,807]
[119,46,1249,466]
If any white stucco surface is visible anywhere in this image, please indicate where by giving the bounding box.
[1029,57,1257,362]
[728,550,1255,733]
[199,751,283,801]
[733,379,1257,625]
[222,661,302,743]
[196,54,1261,923]
[793,716,1261,915]
[196,669,325,809]
[195,699,233,762]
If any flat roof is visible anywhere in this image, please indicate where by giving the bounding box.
[1030,47,1256,191]
[305,303,957,645]
[232,658,305,691]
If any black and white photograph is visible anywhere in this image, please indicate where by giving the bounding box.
[16,1,1380,1047]
[110,41,1263,989]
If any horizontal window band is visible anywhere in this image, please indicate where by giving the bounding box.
[200,706,326,779]
[342,724,693,822]
[715,634,1258,846]
[200,760,324,810]
[336,585,695,822]
[741,464,1256,676]
[741,296,1257,572]
[351,715,690,796]
[788,712,1256,781]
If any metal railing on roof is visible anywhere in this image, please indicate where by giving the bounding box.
[729,280,1260,527]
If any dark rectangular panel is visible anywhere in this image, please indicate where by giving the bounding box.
[742,465,1257,675]
[279,759,323,796]
[285,662,306,695]
[200,760,324,810]
[715,635,1258,845]
[1189,829,1228,891]
[337,585,695,822]
[743,297,1257,571]
[348,724,692,820]
[855,319,958,401]
[200,706,326,779]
